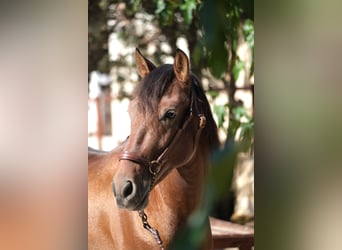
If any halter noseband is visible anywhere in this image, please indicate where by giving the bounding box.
[119,151,163,176]
[118,85,206,184]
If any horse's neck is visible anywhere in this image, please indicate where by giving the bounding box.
[148,146,209,226]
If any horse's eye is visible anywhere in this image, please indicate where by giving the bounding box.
[164,110,176,120]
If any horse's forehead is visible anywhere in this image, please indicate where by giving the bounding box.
[130,83,187,112]
[160,83,187,103]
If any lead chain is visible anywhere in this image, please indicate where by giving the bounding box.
[138,210,165,250]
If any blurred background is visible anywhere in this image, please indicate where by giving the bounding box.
[0,1,88,250]
[88,0,255,230]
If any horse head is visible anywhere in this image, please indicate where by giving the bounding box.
[112,48,207,210]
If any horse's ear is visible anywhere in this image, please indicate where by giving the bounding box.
[135,48,156,78]
[173,48,190,85]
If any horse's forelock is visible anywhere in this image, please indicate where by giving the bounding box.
[135,64,175,113]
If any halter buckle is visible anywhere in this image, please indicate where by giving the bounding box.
[198,114,206,129]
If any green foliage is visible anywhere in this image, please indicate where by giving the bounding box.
[90,0,254,83]
[243,19,254,50]
[128,0,141,12]
[155,0,175,25]
[228,104,254,151]
[233,59,245,81]
[213,103,228,128]
[207,90,219,99]
[243,19,254,76]
[180,0,197,25]
[213,100,254,152]
[199,0,229,78]
[154,0,197,26]
[88,0,110,74]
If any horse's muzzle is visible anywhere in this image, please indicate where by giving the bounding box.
[112,178,149,210]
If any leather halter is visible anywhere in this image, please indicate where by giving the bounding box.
[118,84,206,183]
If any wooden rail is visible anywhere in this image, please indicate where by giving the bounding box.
[210,217,254,250]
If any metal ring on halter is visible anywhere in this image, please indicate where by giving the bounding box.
[149,160,161,175]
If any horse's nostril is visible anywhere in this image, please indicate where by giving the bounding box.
[122,180,134,199]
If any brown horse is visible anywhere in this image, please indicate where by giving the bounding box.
[88,48,219,249]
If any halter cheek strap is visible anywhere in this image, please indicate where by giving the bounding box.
[186,114,206,164]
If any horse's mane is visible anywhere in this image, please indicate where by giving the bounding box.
[190,74,221,152]
[134,64,220,152]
